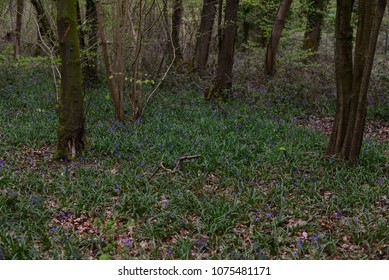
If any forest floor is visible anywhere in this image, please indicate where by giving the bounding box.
[0,60,388,260]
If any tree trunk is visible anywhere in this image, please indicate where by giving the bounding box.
[241,3,250,47]
[242,20,250,46]
[77,0,85,50]
[95,0,125,122]
[385,6,389,54]
[194,0,218,72]
[208,0,239,100]
[56,0,85,160]
[84,0,98,83]
[31,0,56,52]
[264,0,293,77]
[171,0,183,63]
[303,0,327,53]
[14,0,24,59]
[327,0,387,162]
[217,0,224,53]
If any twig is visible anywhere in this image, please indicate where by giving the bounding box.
[147,163,162,182]
[175,155,201,171]
[160,162,174,173]
[148,155,201,182]
[30,5,60,102]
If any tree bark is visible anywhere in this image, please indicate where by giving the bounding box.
[84,0,98,83]
[385,6,389,54]
[303,0,327,53]
[77,0,85,50]
[14,0,24,59]
[208,0,239,100]
[171,0,183,63]
[217,0,224,53]
[264,0,293,77]
[95,0,125,122]
[56,0,85,160]
[31,0,56,52]
[327,0,387,162]
[194,0,218,72]
[242,17,250,46]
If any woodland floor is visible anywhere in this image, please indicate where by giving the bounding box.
[0,59,388,260]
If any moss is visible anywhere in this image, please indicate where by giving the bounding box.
[56,0,85,160]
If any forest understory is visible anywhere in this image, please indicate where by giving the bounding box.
[0,46,387,259]
[0,0,388,260]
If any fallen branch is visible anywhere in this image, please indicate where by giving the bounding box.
[148,155,201,182]
[174,155,201,171]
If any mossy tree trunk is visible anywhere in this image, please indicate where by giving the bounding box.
[56,0,85,160]
[208,0,239,100]
[194,0,218,72]
[264,0,293,77]
[327,0,387,162]
[303,0,327,53]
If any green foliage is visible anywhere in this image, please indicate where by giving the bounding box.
[238,0,281,45]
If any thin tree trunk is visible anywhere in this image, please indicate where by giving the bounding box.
[194,0,218,72]
[157,0,170,75]
[31,0,56,52]
[242,19,250,46]
[77,0,85,50]
[56,0,85,160]
[217,0,223,53]
[129,0,144,122]
[241,3,250,47]
[327,0,387,161]
[96,0,125,122]
[385,6,389,54]
[264,0,293,77]
[171,0,183,63]
[209,0,239,100]
[14,0,24,59]
[303,0,327,53]
[84,0,98,83]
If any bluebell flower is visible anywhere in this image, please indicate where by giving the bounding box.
[123,239,133,247]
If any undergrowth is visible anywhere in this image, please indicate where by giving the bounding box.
[0,58,387,260]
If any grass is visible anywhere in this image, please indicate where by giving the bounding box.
[0,60,387,260]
